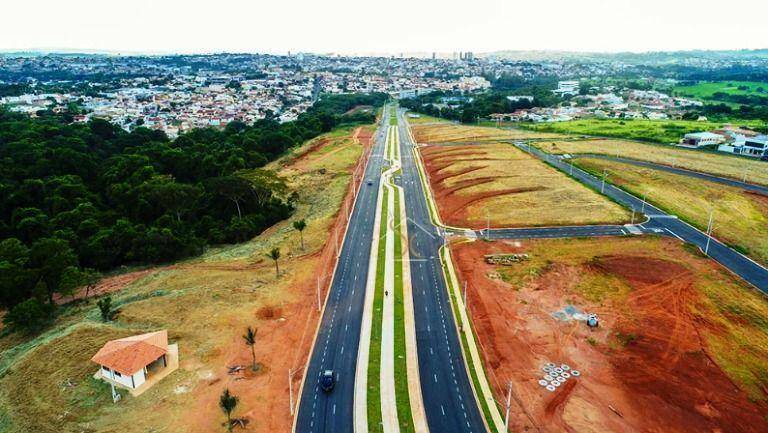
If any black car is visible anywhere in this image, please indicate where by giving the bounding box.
[320,370,336,392]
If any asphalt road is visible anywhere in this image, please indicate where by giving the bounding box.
[294,112,389,433]
[397,111,488,433]
[571,153,768,195]
[517,143,768,292]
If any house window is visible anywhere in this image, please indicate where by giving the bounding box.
[114,371,122,377]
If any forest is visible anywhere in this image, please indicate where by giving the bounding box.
[0,92,386,331]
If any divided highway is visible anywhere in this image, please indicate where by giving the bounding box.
[396,110,489,433]
[294,112,389,433]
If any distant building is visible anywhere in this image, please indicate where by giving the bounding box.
[553,81,580,97]
[680,132,726,148]
[507,95,534,103]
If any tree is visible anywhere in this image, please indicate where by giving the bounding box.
[267,247,281,277]
[293,219,307,250]
[81,268,101,299]
[58,266,84,302]
[97,296,115,322]
[243,326,258,371]
[3,298,54,333]
[219,388,238,432]
[29,237,78,304]
[208,176,253,219]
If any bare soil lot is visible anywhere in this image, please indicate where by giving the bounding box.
[412,122,563,144]
[418,142,629,228]
[452,236,768,433]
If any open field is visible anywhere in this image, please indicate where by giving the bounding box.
[412,122,564,144]
[452,236,768,433]
[576,157,768,266]
[418,141,630,228]
[0,125,374,433]
[520,118,767,144]
[534,138,768,186]
[673,81,768,100]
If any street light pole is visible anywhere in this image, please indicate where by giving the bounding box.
[504,381,513,432]
[641,193,647,213]
[705,211,714,255]
[601,169,608,194]
[316,277,322,311]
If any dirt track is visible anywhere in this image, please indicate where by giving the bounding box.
[452,237,768,433]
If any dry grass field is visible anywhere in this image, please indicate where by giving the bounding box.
[419,142,630,228]
[576,157,768,266]
[0,125,373,433]
[535,138,768,186]
[454,236,768,433]
[412,122,564,144]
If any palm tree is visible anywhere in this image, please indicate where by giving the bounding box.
[219,388,238,432]
[243,326,258,371]
[267,247,281,277]
[292,219,307,250]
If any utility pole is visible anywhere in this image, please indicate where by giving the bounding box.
[288,368,297,415]
[742,166,749,183]
[569,160,574,176]
[463,280,468,309]
[504,381,513,432]
[601,169,608,194]
[705,210,714,255]
[641,193,647,213]
[486,210,490,241]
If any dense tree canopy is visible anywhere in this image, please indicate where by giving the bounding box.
[0,92,387,329]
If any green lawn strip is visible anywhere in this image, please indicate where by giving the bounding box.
[439,247,502,433]
[367,187,388,433]
[392,187,415,433]
[410,147,443,227]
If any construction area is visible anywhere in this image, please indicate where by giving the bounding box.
[450,236,768,433]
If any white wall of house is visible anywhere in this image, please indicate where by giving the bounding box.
[100,365,146,389]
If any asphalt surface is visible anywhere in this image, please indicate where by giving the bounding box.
[516,143,768,293]
[397,111,488,433]
[571,153,768,195]
[294,112,389,433]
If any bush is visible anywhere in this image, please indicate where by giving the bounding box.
[3,298,54,333]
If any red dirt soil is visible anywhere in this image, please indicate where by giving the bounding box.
[452,239,768,433]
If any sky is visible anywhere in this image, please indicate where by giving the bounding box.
[2,0,767,55]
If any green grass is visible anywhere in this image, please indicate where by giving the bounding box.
[519,118,766,144]
[367,187,388,433]
[439,247,502,433]
[392,187,414,433]
[673,81,768,99]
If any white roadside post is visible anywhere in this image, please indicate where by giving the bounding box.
[288,368,296,415]
[705,211,714,255]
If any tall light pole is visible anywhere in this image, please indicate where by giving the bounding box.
[705,211,714,255]
[504,381,513,432]
[288,368,300,415]
[316,277,322,311]
[601,169,608,194]
[641,193,647,213]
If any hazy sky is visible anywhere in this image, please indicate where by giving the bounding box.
[3,0,767,55]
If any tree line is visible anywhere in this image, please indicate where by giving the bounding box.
[0,92,387,331]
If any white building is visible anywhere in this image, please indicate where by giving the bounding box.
[92,330,178,395]
[553,80,580,97]
[680,132,726,148]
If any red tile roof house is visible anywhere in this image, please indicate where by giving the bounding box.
[91,330,179,396]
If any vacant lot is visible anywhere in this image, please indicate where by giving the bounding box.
[577,158,768,266]
[404,114,449,125]
[535,138,768,186]
[0,125,373,433]
[453,236,768,433]
[521,118,767,144]
[419,142,629,228]
[412,122,563,144]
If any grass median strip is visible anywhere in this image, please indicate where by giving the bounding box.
[367,187,388,433]
[392,185,415,433]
